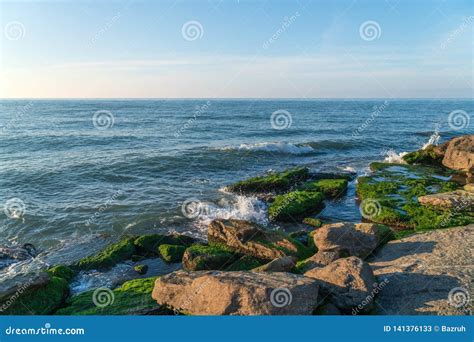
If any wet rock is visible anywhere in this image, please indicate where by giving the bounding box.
[305,256,376,312]
[268,191,325,222]
[226,167,310,195]
[152,270,319,315]
[208,219,313,261]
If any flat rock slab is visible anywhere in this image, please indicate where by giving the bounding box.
[369,225,473,315]
[418,190,474,209]
[152,270,319,315]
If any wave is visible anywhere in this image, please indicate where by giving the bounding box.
[422,130,440,150]
[384,149,408,163]
[195,195,269,228]
[384,130,441,163]
[217,140,359,155]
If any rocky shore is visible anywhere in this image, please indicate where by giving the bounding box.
[1,134,472,316]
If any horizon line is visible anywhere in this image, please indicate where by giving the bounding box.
[1,97,473,101]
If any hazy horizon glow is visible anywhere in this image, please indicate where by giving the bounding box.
[1,0,473,99]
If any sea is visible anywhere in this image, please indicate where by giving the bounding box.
[1,99,472,281]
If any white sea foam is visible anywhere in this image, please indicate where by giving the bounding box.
[220,142,314,154]
[196,195,268,228]
[422,130,440,150]
[384,149,408,163]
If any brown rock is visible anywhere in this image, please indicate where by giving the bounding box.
[442,135,474,173]
[305,256,376,312]
[152,270,319,315]
[253,256,296,272]
[370,225,473,315]
[208,219,309,261]
[418,190,474,210]
[312,222,392,259]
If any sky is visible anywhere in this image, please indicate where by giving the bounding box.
[0,0,473,98]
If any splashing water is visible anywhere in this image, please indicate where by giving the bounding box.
[422,130,440,150]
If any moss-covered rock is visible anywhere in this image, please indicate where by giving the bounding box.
[73,237,136,271]
[298,179,348,198]
[209,219,314,261]
[402,145,443,166]
[303,217,323,228]
[134,264,148,275]
[47,265,76,282]
[56,277,170,315]
[226,167,310,194]
[356,163,473,232]
[268,190,325,221]
[226,255,263,271]
[133,234,194,256]
[182,244,238,271]
[1,276,69,315]
[158,244,186,263]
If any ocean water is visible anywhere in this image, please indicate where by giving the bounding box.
[1,99,473,261]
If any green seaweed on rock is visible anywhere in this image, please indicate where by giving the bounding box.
[268,191,325,221]
[298,179,348,198]
[226,167,310,194]
[55,277,169,315]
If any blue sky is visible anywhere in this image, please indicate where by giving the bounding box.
[1,0,473,98]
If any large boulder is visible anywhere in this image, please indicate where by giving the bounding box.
[304,257,376,312]
[208,219,313,261]
[442,135,474,174]
[152,270,319,315]
[418,190,474,210]
[312,222,394,259]
[370,225,473,315]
